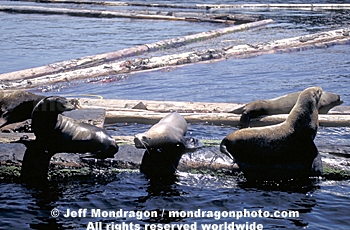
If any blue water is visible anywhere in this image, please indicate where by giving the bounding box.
[1,0,350,229]
[36,45,350,105]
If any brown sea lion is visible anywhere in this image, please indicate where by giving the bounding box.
[220,87,323,181]
[0,90,45,129]
[233,91,342,128]
[134,112,202,179]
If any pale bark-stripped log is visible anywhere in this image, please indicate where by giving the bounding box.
[0,5,240,24]
[15,1,350,10]
[104,110,350,127]
[199,4,350,10]
[79,98,244,113]
[22,0,197,9]
[1,27,349,90]
[77,99,350,127]
[0,19,272,83]
[224,29,350,56]
[0,4,261,23]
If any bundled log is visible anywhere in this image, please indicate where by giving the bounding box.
[79,98,244,113]
[78,98,350,127]
[14,1,350,10]
[0,19,272,83]
[25,0,198,9]
[103,111,350,127]
[0,5,261,24]
[1,27,349,90]
[198,4,350,10]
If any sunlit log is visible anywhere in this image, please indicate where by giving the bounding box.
[0,18,272,83]
[198,3,350,10]
[1,27,349,90]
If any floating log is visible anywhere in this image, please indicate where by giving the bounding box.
[103,111,350,127]
[15,1,350,10]
[1,27,349,90]
[198,4,350,10]
[0,19,272,83]
[24,0,198,9]
[79,99,350,127]
[224,29,350,56]
[329,106,350,115]
[0,5,243,24]
[80,98,244,113]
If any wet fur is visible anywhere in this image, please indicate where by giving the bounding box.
[220,87,323,181]
[31,96,118,158]
[134,112,188,178]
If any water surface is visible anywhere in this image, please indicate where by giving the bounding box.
[0,1,350,229]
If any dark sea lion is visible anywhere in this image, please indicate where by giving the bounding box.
[233,91,342,128]
[134,112,202,179]
[0,90,45,129]
[220,87,323,181]
[19,96,118,183]
[31,96,118,159]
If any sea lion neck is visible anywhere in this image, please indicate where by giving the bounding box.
[31,109,60,137]
[285,88,320,135]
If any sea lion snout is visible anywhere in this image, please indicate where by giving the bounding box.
[82,141,119,159]
[134,134,149,149]
[219,138,234,160]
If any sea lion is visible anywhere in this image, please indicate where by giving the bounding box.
[31,96,118,159]
[0,90,45,129]
[220,87,323,181]
[134,112,202,179]
[19,96,118,183]
[233,91,342,128]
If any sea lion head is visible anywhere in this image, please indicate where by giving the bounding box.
[318,91,343,114]
[134,125,187,152]
[134,112,188,151]
[31,96,79,137]
[291,86,322,115]
[134,113,190,179]
[32,96,77,116]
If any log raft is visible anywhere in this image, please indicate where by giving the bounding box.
[0,5,259,24]
[77,98,350,127]
[0,19,273,83]
[1,27,349,90]
[199,3,350,10]
[11,1,350,10]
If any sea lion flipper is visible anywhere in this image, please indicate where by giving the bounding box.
[311,150,323,176]
[239,112,250,129]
